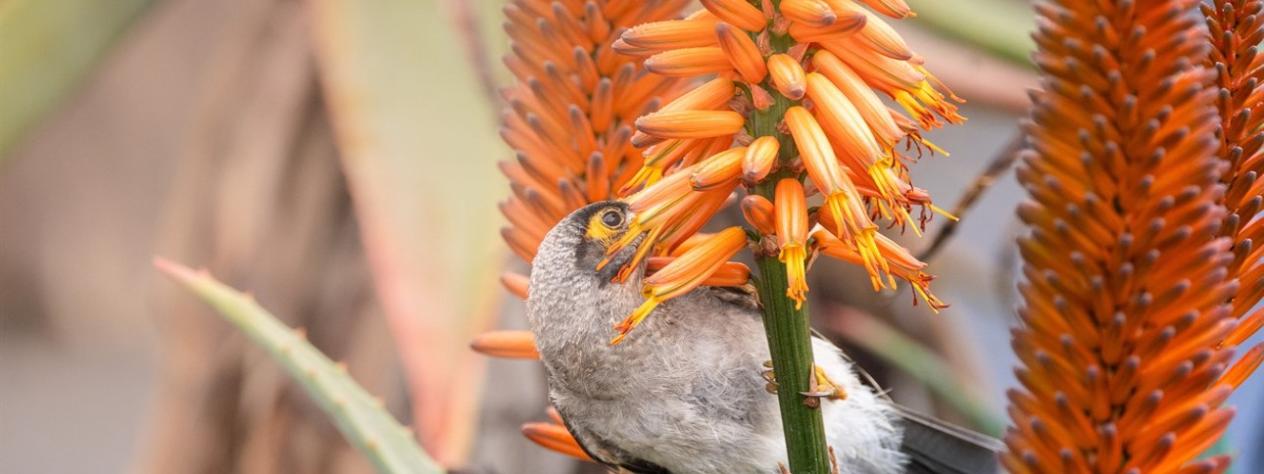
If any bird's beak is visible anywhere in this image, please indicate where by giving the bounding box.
[595,231,647,284]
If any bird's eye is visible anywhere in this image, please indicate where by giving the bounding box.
[600,209,624,228]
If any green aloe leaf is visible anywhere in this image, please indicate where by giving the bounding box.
[908,0,1034,66]
[0,0,154,159]
[154,258,444,474]
[306,0,508,464]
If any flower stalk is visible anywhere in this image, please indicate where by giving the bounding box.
[749,63,832,471]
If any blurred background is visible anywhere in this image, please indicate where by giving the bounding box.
[1,0,1260,472]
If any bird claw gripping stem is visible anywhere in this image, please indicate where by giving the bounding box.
[761,361,848,408]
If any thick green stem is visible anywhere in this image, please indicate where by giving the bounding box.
[746,63,831,470]
[753,257,832,473]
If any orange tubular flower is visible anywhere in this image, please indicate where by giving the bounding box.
[741,195,777,235]
[742,135,780,184]
[775,179,810,308]
[612,227,748,344]
[1004,0,1262,472]
[611,0,960,316]
[470,330,540,360]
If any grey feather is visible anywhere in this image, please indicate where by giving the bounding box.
[896,407,1003,474]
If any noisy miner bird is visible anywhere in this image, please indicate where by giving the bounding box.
[526,201,1002,474]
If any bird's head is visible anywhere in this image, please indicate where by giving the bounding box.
[535,200,647,286]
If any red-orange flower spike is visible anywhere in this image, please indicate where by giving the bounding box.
[741,195,777,235]
[714,23,767,83]
[1005,0,1254,471]
[767,53,807,100]
[699,0,768,32]
[775,179,810,308]
[612,227,748,344]
[500,271,530,299]
[743,136,780,184]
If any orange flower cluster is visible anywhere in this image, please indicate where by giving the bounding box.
[601,0,959,333]
[1207,0,1264,341]
[497,0,748,292]
[498,0,692,263]
[1004,1,1263,472]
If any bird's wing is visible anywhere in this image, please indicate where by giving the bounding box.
[896,405,1003,474]
[556,408,673,474]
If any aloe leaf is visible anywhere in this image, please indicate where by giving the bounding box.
[154,258,444,474]
[306,0,507,464]
[0,0,154,159]
[908,0,1034,66]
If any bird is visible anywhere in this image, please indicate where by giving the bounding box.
[525,201,1002,474]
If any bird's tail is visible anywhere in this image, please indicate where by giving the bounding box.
[896,406,1003,474]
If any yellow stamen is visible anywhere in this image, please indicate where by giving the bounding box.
[781,244,809,308]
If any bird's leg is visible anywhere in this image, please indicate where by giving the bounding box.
[762,361,846,404]
[800,364,848,408]
[761,360,778,394]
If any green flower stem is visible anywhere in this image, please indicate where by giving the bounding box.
[746,49,831,469]
[753,256,832,473]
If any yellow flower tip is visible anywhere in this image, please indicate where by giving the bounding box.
[767,54,807,100]
[779,244,810,309]
[620,165,665,196]
[929,203,959,221]
[635,110,746,140]
[700,0,768,32]
[611,297,661,345]
[910,273,948,312]
[715,22,768,83]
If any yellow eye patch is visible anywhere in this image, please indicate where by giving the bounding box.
[586,209,621,243]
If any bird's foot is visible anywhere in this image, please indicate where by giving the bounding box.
[800,364,847,408]
[761,362,847,407]
[761,360,778,394]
